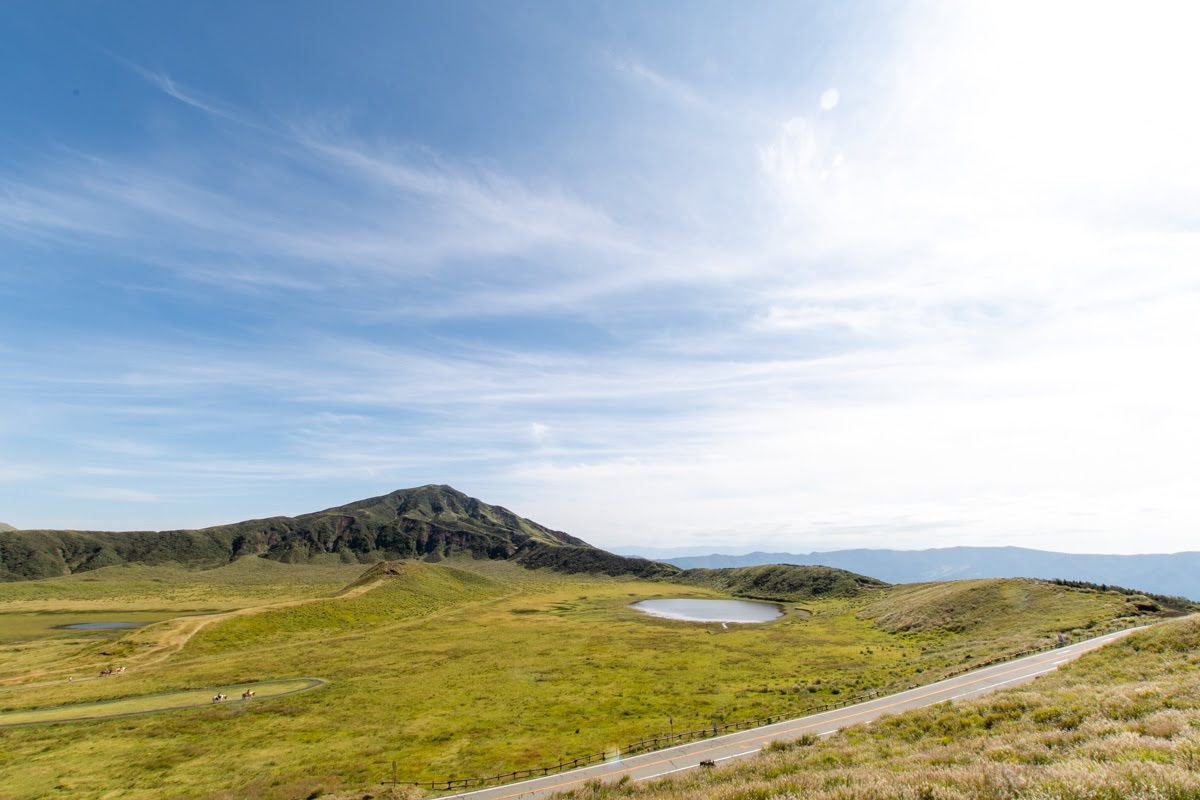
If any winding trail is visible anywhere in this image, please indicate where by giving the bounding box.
[125,576,386,668]
[434,626,1145,800]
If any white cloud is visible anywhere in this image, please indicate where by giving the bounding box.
[528,422,550,444]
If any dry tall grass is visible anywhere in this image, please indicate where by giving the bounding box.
[556,616,1200,800]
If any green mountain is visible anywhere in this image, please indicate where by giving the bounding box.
[0,486,889,599]
[0,485,660,581]
[0,522,16,532]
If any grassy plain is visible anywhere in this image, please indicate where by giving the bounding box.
[557,615,1200,800]
[0,558,1159,800]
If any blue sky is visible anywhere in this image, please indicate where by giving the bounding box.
[2,2,1198,554]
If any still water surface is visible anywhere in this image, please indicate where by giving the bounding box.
[632,598,782,623]
[59,622,144,630]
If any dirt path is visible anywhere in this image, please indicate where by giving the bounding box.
[0,578,387,688]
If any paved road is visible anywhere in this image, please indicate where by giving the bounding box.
[438,627,1144,800]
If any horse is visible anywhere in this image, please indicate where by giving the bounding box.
[241,690,256,700]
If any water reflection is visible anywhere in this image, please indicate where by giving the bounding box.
[631,598,782,623]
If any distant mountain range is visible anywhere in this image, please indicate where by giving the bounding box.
[0,522,15,532]
[625,547,1200,600]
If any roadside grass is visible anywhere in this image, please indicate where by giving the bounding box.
[551,616,1200,800]
[0,560,1163,800]
[0,679,321,726]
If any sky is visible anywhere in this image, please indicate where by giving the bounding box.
[2,2,1199,555]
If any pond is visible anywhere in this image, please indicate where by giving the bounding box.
[631,598,783,623]
[56,621,145,630]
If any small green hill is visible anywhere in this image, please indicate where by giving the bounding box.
[0,522,16,532]
[0,486,655,581]
[678,563,888,601]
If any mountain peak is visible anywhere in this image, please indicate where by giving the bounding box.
[308,485,589,548]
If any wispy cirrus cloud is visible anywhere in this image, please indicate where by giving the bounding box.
[606,52,710,111]
[117,57,260,129]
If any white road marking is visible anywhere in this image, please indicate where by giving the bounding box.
[946,667,1055,701]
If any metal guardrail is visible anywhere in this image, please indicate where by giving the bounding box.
[383,617,1148,792]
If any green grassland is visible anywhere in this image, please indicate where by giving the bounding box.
[557,615,1200,800]
[0,558,1174,800]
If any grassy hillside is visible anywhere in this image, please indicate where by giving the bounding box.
[0,562,1178,800]
[0,486,605,581]
[554,615,1200,800]
[0,522,16,532]
[857,577,1192,670]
